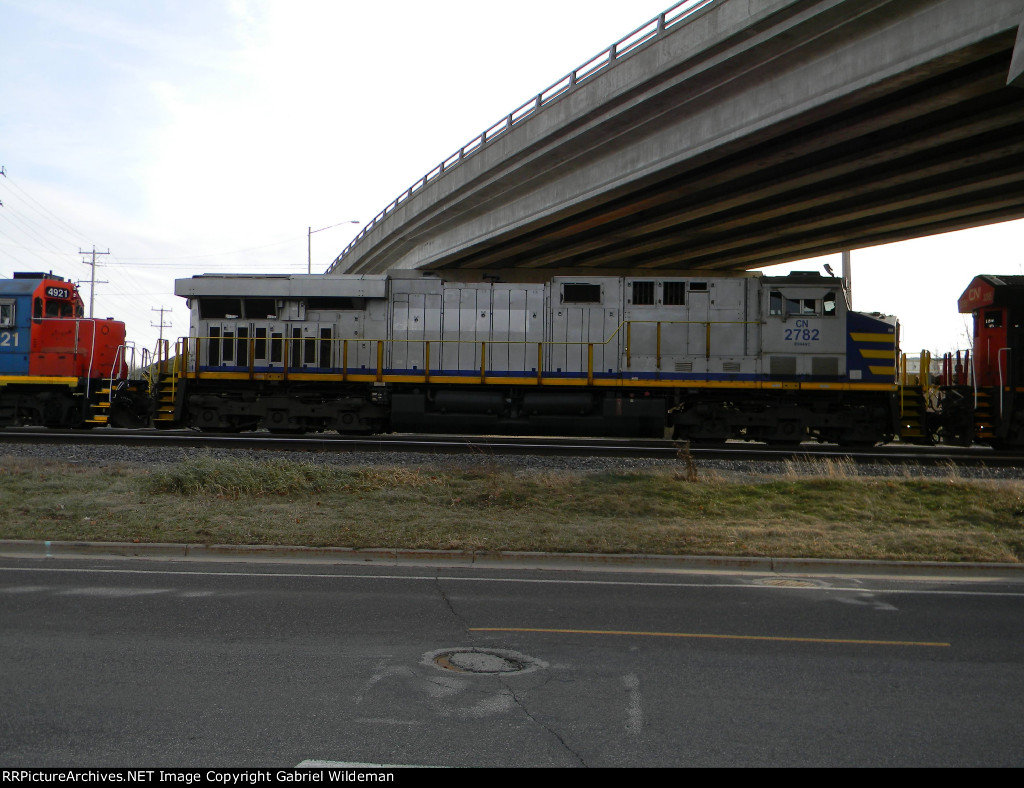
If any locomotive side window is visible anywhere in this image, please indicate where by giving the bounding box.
[199,298,243,320]
[0,300,13,327]
[823,292,837,316]
[306,297,366,311]
[769,291,783,315]
[562,284,602,304]
[34,297,43,320]
[631,282,655,306]
[243,298,277,319]
[663,282,686,306]
[984,310,1003,328]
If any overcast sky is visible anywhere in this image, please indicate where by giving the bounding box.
[2,0,1022,355]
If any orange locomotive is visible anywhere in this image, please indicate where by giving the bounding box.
[0,272,147,428]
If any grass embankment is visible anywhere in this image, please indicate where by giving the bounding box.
[1,454,1022,562]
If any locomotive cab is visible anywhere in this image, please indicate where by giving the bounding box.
[957,275,1024,445]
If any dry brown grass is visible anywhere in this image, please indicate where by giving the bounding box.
[1,454,1022,562]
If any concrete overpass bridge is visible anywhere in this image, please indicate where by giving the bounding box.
[328,0,1024,279]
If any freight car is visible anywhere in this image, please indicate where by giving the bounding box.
[0,272,146,428]
[167,269,900,445]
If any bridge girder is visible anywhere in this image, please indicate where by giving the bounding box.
[331,0,1024,277]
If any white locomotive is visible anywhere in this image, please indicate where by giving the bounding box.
[171,270,898,444]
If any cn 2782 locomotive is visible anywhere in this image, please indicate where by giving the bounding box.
[0,272,138,428]
[171,270,899,444]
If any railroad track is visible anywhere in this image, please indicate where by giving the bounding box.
[0,427,1019,466]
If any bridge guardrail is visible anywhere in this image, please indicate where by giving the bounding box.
[330,0,718,271]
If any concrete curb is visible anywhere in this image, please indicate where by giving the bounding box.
[1,539,1022,580]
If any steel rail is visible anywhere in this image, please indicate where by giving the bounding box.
[0,428,1019,467]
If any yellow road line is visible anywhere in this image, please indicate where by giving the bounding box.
[470,627,949,648]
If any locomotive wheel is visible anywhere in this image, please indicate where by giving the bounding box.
[765,419,806,446]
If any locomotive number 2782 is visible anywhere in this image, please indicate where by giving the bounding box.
[0,331,20,347]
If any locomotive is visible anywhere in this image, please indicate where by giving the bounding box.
[0,272,145,429]
[168,269,900,445]
[930,274,1024,448]
[4,267,1021,447]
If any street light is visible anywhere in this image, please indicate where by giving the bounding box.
[308,220,360,274]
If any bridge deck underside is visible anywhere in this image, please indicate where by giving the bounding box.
[433,40,1024,274]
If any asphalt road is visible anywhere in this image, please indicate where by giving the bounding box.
[1,557,1022,767]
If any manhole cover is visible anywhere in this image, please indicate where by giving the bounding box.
[754,577,824,588]
[424,647,546,676]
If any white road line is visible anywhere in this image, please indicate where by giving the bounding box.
[296,760,436,768]
[0,565,1022,597]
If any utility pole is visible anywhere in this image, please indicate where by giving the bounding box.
[841,250,852,309]
[151,306,173,346]
[79,246,109,318]
[308,220,359,274]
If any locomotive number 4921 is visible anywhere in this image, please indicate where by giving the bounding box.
[46,287,70,299]
[0,331,19,347]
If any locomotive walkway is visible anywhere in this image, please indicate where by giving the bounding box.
[330,0,1024,278]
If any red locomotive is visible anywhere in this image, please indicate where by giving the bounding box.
[0,272,144,428]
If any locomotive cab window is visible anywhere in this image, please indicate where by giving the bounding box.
[823,292,837,316]
[45,300,72,318]
[0,300,13,328]
[562,284,602,304]
[984,310,1003,328]
[769,290,822,316]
